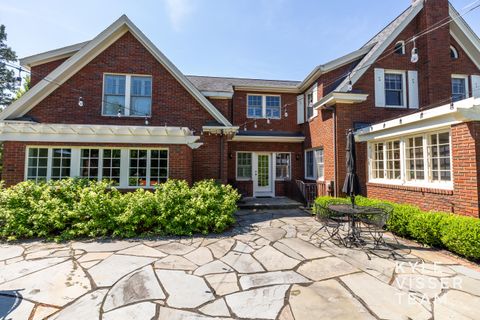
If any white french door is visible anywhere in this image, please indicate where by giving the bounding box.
[253,153,274,197]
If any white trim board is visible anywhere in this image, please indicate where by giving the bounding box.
[231,135,305,143]
[2,15,232,127]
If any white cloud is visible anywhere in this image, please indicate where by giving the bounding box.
[165,0,195,31]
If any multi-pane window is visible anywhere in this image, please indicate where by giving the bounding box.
[130,76,152,116]
[406,136,425,181]
[429,132,451,182]
[237,152,252,180]
[372,143,385,179]
[306,92,314,119]
[385,73,404,107]
[275,153,291,180]
[315,149,324,180]
[150,150,168,186]
[386,141,401,180]
[103,74,152,116]
[247,95,281,119]
[247,95,263,118]
[102,149,121,185]
[26,148,48,182]
[129,149,148,187]
[51,148,71,180]
[103,75,126,115]
[452,77,467,102]
[80,149,100,180]
[305,150,315,179]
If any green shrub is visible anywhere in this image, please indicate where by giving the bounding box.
[314,195,480,260]
[0,178,239,241]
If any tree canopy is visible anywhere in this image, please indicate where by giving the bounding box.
[0,24,18,106]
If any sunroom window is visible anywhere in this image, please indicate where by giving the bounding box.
[406,136,425,181]
[429,132,451,182]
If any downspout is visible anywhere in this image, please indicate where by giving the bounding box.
[219,133,224,183]
[333,105,338,197]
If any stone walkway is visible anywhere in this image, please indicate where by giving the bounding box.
[0,209,479,319]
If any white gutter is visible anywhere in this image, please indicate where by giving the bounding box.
[231,135,305,143]
[313,92,369,109]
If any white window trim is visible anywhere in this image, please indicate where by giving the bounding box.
[368,130,453,190]
[384,70,408,109]
[304,149,324,181]
[450,45,459,59]
[395,41,406,55]
[102,73,153,118]
[451,74,470,100]
[235,151,253,181]
[274,152,292,181]
[246,94,281,120]
[305,84,317,121]
[24,146,169,189]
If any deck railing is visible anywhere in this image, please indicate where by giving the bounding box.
[295,180,332,207]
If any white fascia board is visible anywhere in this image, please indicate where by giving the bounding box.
[355,98,480,142]
[0,122,200,145]
[336,2,424,92]
[231,135,305,143]
[201,91,234,99]
[19,41,90,69]
[313,92,369,109]
[233,85,299,94]
[298,44,374,92]
[2,15,233,127]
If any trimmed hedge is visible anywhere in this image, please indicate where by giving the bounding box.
[0,178,240,241]
[315,196,480,260]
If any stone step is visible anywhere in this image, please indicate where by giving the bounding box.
[237,197,304,210]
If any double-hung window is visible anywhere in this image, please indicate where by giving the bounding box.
[305,149,324,180]
[103,74,152,116]
[406,136,425,181]
[275,153,291,180]
[451,76,468,102]
[306,92,314,119]
[247,95,281,119]
[236,152,252,180]
[385,73,405,107]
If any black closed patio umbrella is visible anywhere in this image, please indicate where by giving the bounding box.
[342,129,361,208]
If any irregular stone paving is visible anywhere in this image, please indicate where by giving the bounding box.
[0,209,479,319]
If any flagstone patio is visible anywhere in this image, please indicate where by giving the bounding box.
[0,209,479,320]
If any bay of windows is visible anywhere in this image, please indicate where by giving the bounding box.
[26,147,168,188]
[247,95,281,119]
[103,74,152,117]
[370,131,451,186]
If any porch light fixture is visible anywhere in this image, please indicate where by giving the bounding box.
[267,118,271,125]
[411,37,419,63]
[78,96,84,107]
[243,124,247,131]
[284,104,289,118]
[144,116,149,126]
[117,108,122,118]
[254,120,258,129]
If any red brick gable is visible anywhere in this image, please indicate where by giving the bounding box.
[25,31,219,133]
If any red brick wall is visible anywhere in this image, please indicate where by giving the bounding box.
[30,58,68,87]
[227,141,303,197]
[232,91,300,133]
[2,141,193,186]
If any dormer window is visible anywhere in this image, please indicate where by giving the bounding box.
[450,45,459,60]
[103,74,152,117]
[394,41,405,55]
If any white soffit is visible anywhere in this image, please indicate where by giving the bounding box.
[313,92,369,109]
[355,98,480,141]
[0,122,201,146]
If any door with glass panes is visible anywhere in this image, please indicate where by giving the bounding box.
[253,153,273,197]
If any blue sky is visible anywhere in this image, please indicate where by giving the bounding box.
[1,0,479,81]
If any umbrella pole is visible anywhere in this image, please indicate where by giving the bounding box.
[351,195,355,208]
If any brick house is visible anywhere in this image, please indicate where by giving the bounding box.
[1,0,480,217]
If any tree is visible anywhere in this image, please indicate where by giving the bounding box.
[14,75,30,100]
[0,24,17,107]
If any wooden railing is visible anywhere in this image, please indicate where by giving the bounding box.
[294,180,333,208]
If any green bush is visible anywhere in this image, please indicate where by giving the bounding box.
[314,195,480,260]
[0,178,240,241]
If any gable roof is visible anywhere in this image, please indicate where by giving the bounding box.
[449,4,480,69]
[20,41,89,68]
[2,15,232,127]
[186,75,300,93]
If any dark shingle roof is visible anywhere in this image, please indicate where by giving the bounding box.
[186,75,300,93]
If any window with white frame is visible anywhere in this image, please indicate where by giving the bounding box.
[236,152,252,180]
[385,72,405,107]
[26,148,49,182]
[452,76,468,102]
[25,147,168,188]
[428,132,451,182]
[103,74,152,117]
[275,153,291,180]
[394,41,405,55]
[305,149,324,180]
[306,91,314,119]
[247,95,281,119]
[369,131,452,186]
[51,148,71,180]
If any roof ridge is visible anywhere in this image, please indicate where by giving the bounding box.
[186,74,300,83]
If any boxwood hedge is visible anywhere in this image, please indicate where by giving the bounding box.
[0,178,240,241]
[315,196,480,260]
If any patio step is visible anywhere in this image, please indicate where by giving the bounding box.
[238,197,304,210]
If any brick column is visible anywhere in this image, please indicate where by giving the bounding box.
[451,122,480,217]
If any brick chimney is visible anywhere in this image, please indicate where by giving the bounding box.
[417,0,452,107]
